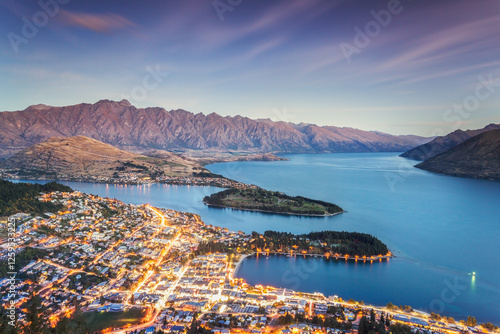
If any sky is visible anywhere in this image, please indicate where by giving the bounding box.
[1,0,500,136]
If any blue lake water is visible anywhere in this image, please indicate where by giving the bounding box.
[17,153,500,324]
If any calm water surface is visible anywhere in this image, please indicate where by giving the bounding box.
[19,153,500,323]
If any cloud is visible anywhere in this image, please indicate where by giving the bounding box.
[377,15,500,72]
[60,10,134,32]
[3,65,93,83]
[195,0,337,50]
[399,60,500,85]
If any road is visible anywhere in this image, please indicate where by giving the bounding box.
[111,206,183,333]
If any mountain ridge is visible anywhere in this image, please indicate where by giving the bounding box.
[0,99,432,159]
[416,129,500,180]
[400,123,500,161]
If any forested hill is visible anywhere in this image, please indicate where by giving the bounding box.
[197,230,390,257]
[262,230,389,257]
[0,180,72,216]
[203,188,343,216]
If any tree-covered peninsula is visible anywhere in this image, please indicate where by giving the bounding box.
[197,230,390,257]
[203,188,344,216]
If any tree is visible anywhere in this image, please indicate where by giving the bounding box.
[53,316,71,334]
[388,323,412,334]
[278,312,293,325]
[370,309,376,328]
[23,293,50,334]
[294,313,305,323]
[71,302,89,334]
[430,312,442,320]
[480,323,499,331]
[358,316,371,334]
[99,294,105,305]
[187,316,199,334]
[466,316,477,327]
[0,309,17,334]
[378,312,387,333]
[130,293,135,304]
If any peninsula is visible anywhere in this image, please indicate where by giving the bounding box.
[203,188,344,216]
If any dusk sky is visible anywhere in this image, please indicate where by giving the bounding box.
[1,0,500,136]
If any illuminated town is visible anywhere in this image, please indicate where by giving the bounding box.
[1,191,491,333]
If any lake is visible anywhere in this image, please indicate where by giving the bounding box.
[17,153,500,324]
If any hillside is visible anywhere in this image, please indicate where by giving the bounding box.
[0,99,431,159]
[416,129,500,180]
[401,123,500,161]
[0,136,207,181]
[0,179,72,216]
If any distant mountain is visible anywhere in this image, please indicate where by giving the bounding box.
[0,99,431,159]
[0,136,205,180]
[416,129,500,180]
[400,123,500,161]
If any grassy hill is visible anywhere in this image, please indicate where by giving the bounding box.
[0,136,208,181]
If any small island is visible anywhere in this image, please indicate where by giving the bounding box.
[203,188,344,216]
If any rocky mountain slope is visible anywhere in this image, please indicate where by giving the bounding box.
[416,129,500,180]
[400,123,500,161]
[0,100,430,159]
[0,136,206,180]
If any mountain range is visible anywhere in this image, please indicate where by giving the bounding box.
[416,129,500,180]
[0,99,431,159]
[400,123,500,161]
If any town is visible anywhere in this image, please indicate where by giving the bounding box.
[0,191,497,334]
[0,169,257,189]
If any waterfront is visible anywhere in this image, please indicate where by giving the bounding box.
[18,153,500,324]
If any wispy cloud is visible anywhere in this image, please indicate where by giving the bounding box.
[399,60,500,85]
[59,10,134,32]
[195,0,336,50]
[377,15,500,72]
